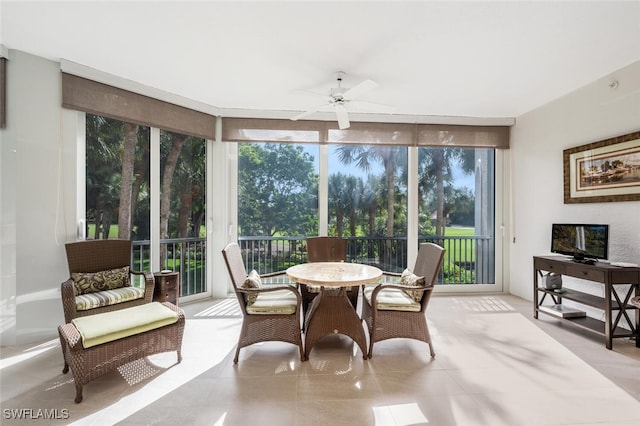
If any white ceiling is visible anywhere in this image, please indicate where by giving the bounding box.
[2,1,640,123]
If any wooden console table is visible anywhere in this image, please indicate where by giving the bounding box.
[153,271,180,305]
[533,256,639,349]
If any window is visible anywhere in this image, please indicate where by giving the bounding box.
[159,130,207,297]
[86,114,151,242]
[235,144,496,284]
[237,142,318,273]
[328,144,408,271]
[85,114,151,280]
[65,72,216,300]
[84,115,208,297]
[418,147,496,285]
[229,119,505,291]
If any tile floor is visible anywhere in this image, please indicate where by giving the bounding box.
[1,294,639,425]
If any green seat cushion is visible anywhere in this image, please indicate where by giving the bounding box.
[246,289,298,315]
[75,286,146,311]
[71,302,178,348]
[363,285,421,312]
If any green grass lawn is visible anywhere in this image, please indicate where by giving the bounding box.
[443,227,476,262]
[87,224,120,239]
[444,226,475,237]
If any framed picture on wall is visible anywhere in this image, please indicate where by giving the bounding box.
[563,130,640,204]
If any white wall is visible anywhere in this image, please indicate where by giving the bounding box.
[0,50,77,345]
[510,60,640,303]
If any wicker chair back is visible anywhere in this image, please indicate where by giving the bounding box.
[65,239,132,274]
[306,237,347,262]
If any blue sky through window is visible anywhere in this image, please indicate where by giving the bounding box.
[302,144,474,192]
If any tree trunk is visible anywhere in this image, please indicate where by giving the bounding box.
[349,211,357,237]
[336,208,344,237]
[384,160,395,267]
[130,140,150,237]
[178,192,192,237]
[103,211,113,240]
[192,211,204,238]
[118,123,137,239]
[368,205,376,259]
[433,150,445,236]
[160,133,187,239]
[385,161,395,237]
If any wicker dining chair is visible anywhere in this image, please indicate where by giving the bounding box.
[306,236,348,263]
[362,242,445,358]
[222,242,304,363]
[301,237,358,314]
[61,239,155,323]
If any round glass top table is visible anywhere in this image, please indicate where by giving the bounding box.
[286,262,382,360]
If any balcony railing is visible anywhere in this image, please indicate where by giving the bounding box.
[238,235,494,285]
[131,234,494,298]
[133,238,206,298]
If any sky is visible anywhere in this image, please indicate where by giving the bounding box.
[303,145,475,192]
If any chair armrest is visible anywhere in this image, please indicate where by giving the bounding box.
[369,282,433,301]
[260,271,287,278]
[261,271,297,287]
[380,272,402,284]
[132,270,155,303]
[61,279,78,323]
[240,285,301,296]
[238,285,303,310]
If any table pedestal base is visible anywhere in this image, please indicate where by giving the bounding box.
[304,288,367,360]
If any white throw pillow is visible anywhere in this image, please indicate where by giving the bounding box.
[400,268,426,302]
[242,269,262,305]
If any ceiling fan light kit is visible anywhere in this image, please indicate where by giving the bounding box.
[291,71,383,130]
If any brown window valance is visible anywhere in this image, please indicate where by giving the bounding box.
[417,124,510,148]
[221,118,509,148]
[61,73,216,140]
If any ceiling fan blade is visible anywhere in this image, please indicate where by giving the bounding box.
[291,103,329,121]
[335,104,350,130]
[343,79,378,100]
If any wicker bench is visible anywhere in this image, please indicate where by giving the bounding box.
[57,302,185,403]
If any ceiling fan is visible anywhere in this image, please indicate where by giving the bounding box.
[291,71,382,130]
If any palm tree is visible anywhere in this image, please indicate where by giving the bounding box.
[86,115,153,240]
[344,175,362,237]
[328,173,347,236]
[130,128,150,239]
[419,142,475,236]
[360,175,383,259]
[86,115,123,239]
[172,136,206,238]
[117,122,137,239]
[335,145,403,238]
[160,132,187,241]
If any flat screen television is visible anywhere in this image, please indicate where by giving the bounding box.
[551,223,609,262]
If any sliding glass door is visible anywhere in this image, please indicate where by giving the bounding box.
[417,147,497,286]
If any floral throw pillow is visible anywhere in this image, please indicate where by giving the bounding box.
[400,268,426,302]
[71,266,131,295]
[241,269,262,305]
